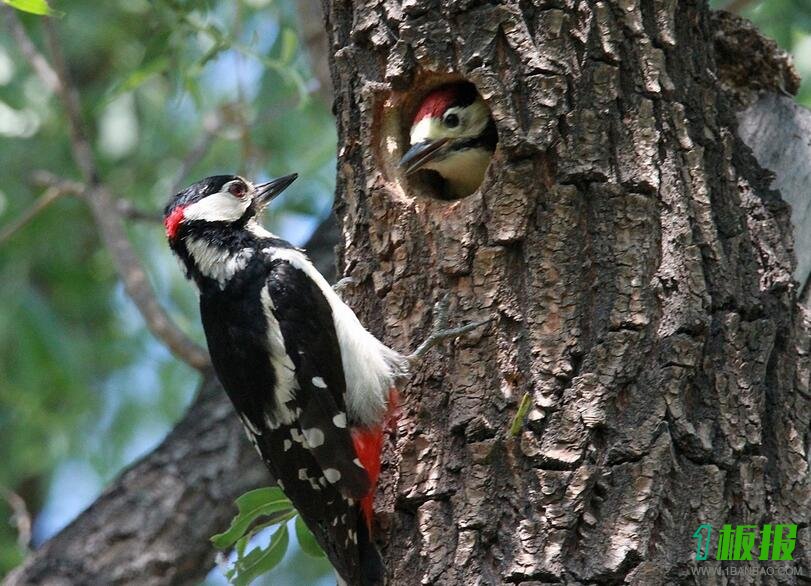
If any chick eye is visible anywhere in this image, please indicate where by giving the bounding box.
[228,181,247,198]
[444,113,460,128]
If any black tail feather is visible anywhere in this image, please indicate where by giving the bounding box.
[357,513,384,586]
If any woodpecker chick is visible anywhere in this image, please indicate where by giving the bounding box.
[164,173,405,586]
[399,82,497,198]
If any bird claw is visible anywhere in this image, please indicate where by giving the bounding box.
[407,296,494,365]
[332,276,357,298]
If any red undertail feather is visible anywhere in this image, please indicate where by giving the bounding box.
[351,389,400,529]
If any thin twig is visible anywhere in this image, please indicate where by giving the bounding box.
[31,171,162,223]
[115,200,164,223]
[42,18,95,184]
[31,170,84,193]
[0,485,32,550]
[3,7,60,93]
[8,11,210,371]
[407,318,494,364]
[0,172,161,244]
[0,186,69,245]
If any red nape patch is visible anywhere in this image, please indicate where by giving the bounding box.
[164,205,185,239]
[352,389,400,530]
[413,86,459,124]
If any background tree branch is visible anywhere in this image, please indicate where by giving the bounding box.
[4,8,210,371]
[4,375,268,586]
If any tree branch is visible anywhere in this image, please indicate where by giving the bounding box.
[0,184,71,245]
[3,375,270,586]
[5,10,210,371]
[3,7,59,94]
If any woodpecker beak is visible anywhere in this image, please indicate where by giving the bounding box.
[253,173,298,208]
[399,138,450,175]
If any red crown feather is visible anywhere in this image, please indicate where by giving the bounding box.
[412,86,459,125]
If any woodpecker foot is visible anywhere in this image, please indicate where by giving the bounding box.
[332,276,357,299]
[407,296,494,365]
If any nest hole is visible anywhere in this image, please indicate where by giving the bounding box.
[380,76,498,202]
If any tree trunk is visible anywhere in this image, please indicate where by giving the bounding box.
[323,1,810,584]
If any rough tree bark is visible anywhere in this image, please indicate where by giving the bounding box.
[323,1,810,584]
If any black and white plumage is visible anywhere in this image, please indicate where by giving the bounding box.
[164,174,407,585]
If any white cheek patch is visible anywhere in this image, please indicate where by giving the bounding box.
[410,117,444,144]
[408,97,491,145]
[182,191,250,223]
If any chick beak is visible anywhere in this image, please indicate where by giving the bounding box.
[399,138,450,175]
[253,173,298,208]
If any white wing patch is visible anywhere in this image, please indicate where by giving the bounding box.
[332,412,347,428]
[323,468,342,483]
[265,248,408,427]
[260,285,299,428]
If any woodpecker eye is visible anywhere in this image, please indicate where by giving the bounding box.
[443,113,460,128]
[228,181,248,198]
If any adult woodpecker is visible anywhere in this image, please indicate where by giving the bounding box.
[399,82,497,198]
[164,174,408,585]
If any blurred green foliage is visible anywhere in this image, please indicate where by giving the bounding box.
[0,0,335,580]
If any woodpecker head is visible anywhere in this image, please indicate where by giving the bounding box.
[164,173,297,285]
[399,82,496,198]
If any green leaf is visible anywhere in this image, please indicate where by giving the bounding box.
[233,511,296,561]
[2,0,55,16]
[509,392,532,437]
[295,515,326,559]
[232,525,290,586]
[211,487,293,549]
[235,486,287,511]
